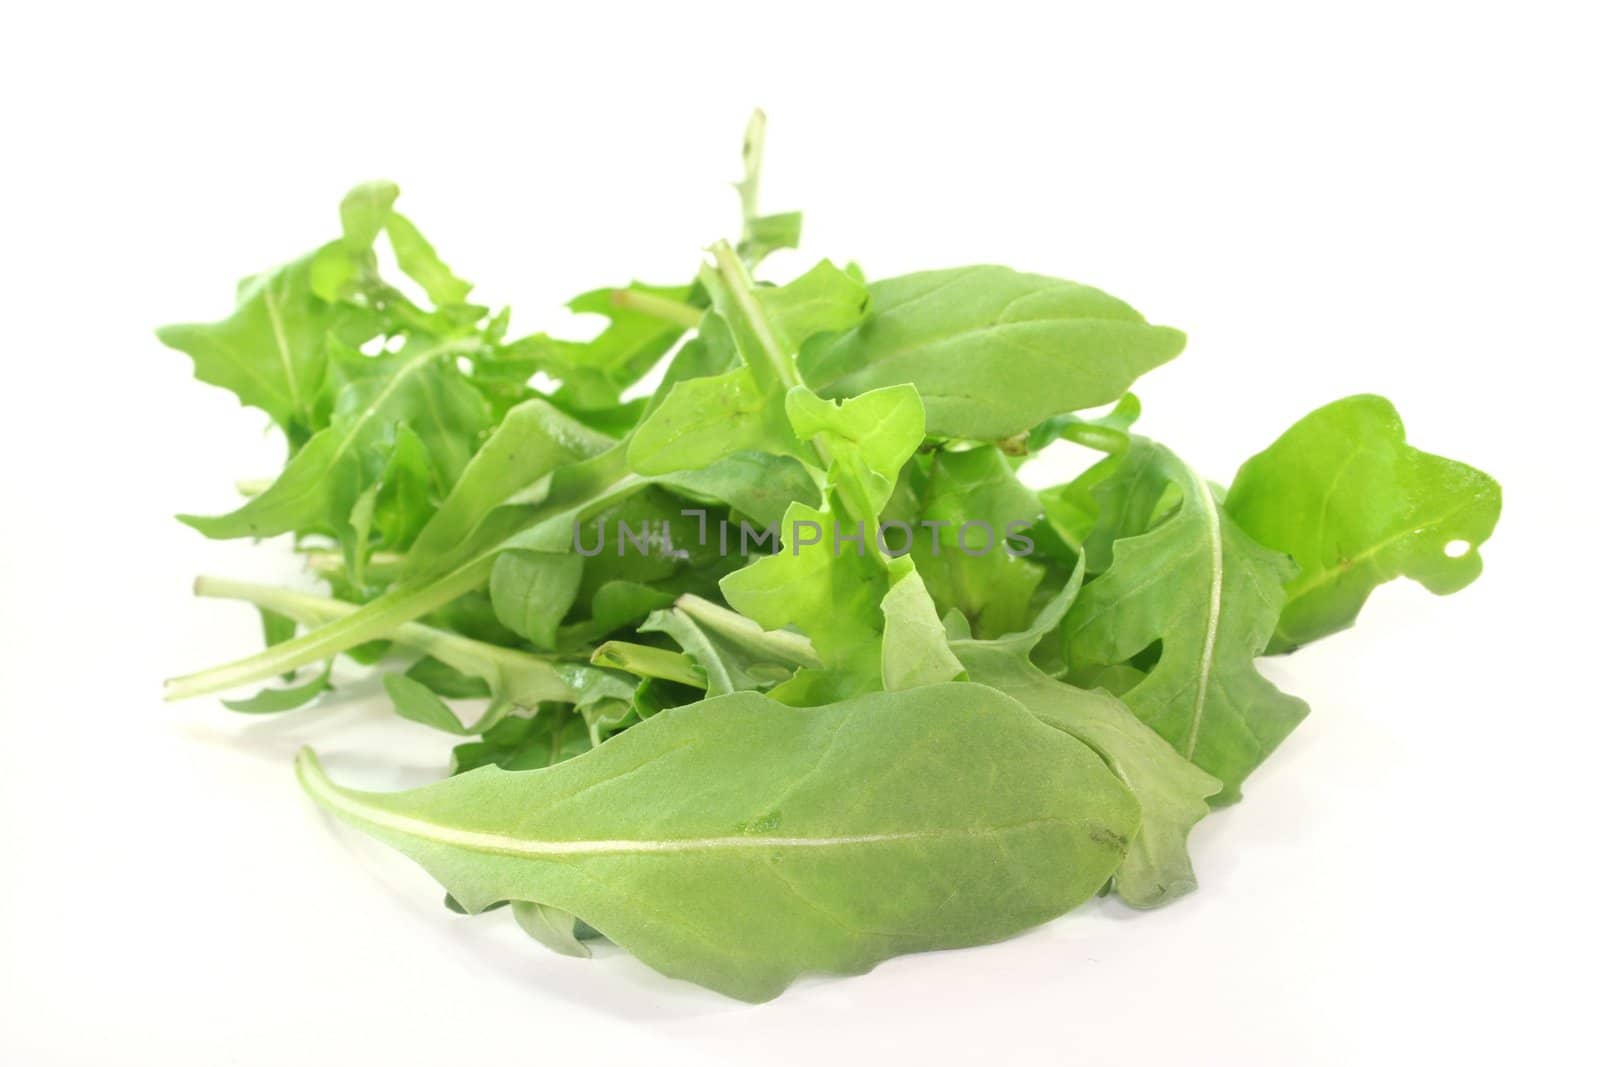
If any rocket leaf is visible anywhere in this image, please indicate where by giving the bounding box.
[296,682,1139,1002]
[799,267,1185,439]
[1063,439,1309,802]
[1227,394,1502,651]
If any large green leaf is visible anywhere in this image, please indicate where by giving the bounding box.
[297,682,1138,1001]
[1226,394,1501,651]
[799,267,1185,439]
[951,606,1220,908]
[1063,440,1308,802]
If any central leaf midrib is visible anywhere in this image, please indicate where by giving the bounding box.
[308,771,1082,860]
[1182,463,1224,760]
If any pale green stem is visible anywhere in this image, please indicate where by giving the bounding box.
[164,555,496,701]
[709,241,804,394]
[609,288,703,329]
[305,549,403,577]
[737,108,768,243]
[191,576,576,701]
[167,463,652,701]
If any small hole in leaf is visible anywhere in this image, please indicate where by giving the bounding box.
[1444,539,1471,558]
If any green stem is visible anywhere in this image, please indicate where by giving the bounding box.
[305,549,403,579]
[609,288,703,329]
[709,240,804,394]
[190,575,570,689]
[737,109,768,245]
[165,555,496,701]
[168,461,653,702]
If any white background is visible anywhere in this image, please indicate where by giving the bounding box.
[2,2,1595,1064]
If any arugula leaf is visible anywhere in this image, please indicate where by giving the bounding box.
[522,282,696,411]
[902,445,1047,637]
[296,682,1138,1002]
[220,663,334,714]
[385,211,472,308]
[1062,439,1309,802]
[735,108,803,266]
[157,253,348,445]
[626,259,867,476]
[382,674,503,736]
[179,336,489,544]
[949,572,1221,906]
[403,398,614,577]
[589,640,707,688]
[799,267,1185,439]
[490,551,584,651]
[449,710,592,774]
[637,594,818,696]
[1227,394,1502,651]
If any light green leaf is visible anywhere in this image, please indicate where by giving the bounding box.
[655,451,821,530]
[756,260,869,352]
[296,682,1138,1002]
[627,261,867,477]
[800,267,1185,439]
[383,673,508,736]
[626,367,800,475]
[526,282,695,409]
[178,337,488,543]
[734,108,804,266]
[784,383,923,515]
[906,445,1046,637]
[337,180,399,249]
[953,640,1220,908]
[720,501,885,686]
[386,212,472,307]
[157,253,344,441]
[369,426,435,555]
[490,551,584,650]
[1063,440,1309,802]
[220,663,333,714]
[590,641,707,688]
[404,398,613,578]
[1226,394,1502,651]
[880,570,965,691]
[640,595,819,696]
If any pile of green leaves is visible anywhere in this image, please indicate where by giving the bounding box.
[162,114,1500,1002]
